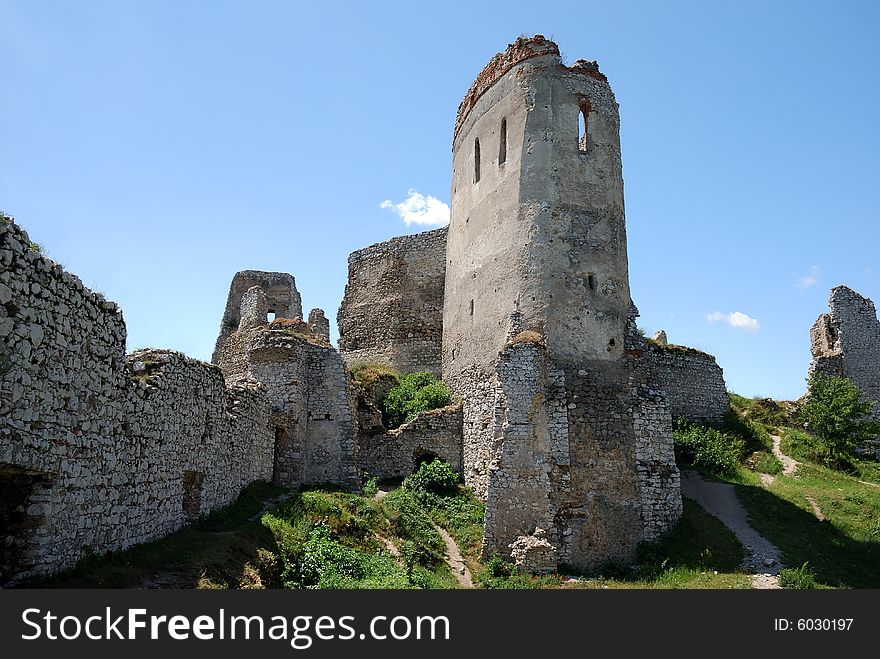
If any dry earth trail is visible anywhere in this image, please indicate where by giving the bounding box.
[680,470,782,589]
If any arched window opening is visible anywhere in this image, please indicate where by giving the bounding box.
[578,98,592,153]
[499,118,507,165]
[474,138,481,183]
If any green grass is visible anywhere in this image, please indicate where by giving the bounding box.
[349,361,400,387]
[736,461,880,588]
[477,498,752,590]
[729,392,793,430]
[33,481,288,588]
[752,450,783,475]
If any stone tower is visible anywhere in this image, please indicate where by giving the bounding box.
[442,36,680,571]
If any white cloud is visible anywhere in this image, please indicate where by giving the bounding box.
[795,266,820,289]
[380,189,450,226]
[706,310,760,333]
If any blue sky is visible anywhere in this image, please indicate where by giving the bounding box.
[2,0,878,400]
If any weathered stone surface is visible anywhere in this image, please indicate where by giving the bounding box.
[356,404,463,481]
[809,285,880,455]
[443,37,683,572]
[338,227,446,376]
[211,271,302,365]
[646,338,729,426]
[0,218,273,584]
[509,528,557,574]
[214,281,358,491]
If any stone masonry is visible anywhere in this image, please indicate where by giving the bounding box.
[647,336,729,425]
[213,281,359,491]
[442,36,682,571]
[338,227,447,376]
[2,36,701,581]
[810,285,880,454]
[1,218,273,583]
[810,286,880,404]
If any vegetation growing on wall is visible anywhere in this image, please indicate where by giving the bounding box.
[381,372,451,429]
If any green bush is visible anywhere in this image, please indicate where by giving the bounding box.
[486,553,514,578]
[403,459,459,496]
[381,372,451,429]
[298,525,366,586]
[362,472,379,499]
[673,420,744,477]
[801,374,880,464]
[778,562,816,589]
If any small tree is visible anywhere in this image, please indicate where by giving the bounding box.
[800,373,880,463]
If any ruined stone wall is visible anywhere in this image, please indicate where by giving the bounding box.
[647,344,729,425]
[123,350,273,545]
[212,271,302,365]
[810,286,880,408]
[216,318,359,491]
[478,331,681,571]
[0,218,273,582]
[356,404,463,481]
[338,227,447,376]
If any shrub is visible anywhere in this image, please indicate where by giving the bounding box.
[361,472,379,498]
[801,374,880,464]
[778,562,816,589]
[403,459,459,496]
[381,371,451,429]
[298,525,366,586]
[486,553,515,578]
[673,420,744,477]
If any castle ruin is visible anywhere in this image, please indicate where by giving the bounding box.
[809,285,880,454]
[1,36,733,584]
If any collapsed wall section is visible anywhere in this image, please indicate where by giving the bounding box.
[338,227,447,375]
[356,404,463,481]
[212,271,302,365]
[0,217,274,582]
[214,310,359,491]
[810,286,880,407]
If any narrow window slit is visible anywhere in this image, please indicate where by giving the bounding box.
[578,98,592,153]
[474,138,481,183]
[499,118,507,165]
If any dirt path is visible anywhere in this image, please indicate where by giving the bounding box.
[680,470,782,589]
[772,435,799,476]
[374,488,473,588]
[435,524,474,588]
[760,435,799,487]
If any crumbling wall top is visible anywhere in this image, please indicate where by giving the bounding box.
[453,36,609,145]
[454,35,559,145]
